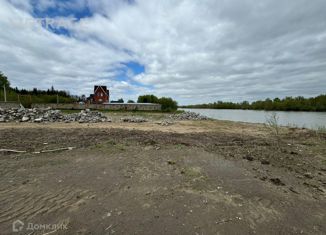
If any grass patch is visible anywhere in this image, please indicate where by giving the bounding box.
[181,166,203,178]
[175,144,188,149]
[316,126,326,134]
[314,125,326,140]
[92,140,127,151]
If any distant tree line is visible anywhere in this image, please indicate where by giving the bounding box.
[137,94,178,111]
[12,86,72,98]
[181,95,326,112]
[110,98,124,103]
[0,71,76,106]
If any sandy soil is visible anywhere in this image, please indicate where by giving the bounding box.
[0,118,325,234]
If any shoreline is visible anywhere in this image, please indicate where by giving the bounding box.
[180,108,326,130]
[180,107,326,112]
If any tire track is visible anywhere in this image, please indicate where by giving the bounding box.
[0,187,90,223]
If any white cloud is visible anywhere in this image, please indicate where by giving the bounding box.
[1,0,326,104]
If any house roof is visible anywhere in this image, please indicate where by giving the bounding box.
[94,85,109,98]
[94,85,107,92]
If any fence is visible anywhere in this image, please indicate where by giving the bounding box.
[32,103,161,111]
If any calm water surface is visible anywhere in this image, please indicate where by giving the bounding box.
[180,108,326,130]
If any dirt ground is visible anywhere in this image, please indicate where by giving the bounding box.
[0,117,325,234]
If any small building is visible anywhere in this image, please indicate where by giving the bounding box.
[93,85,109,104]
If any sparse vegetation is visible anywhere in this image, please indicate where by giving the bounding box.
[316,126,326,133]
[315,125,326,140]
[266,113,281,148]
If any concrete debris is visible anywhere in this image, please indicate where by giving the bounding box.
[156,120,174,126]
[22,116,30,122]
[0,108,109,123]
[121,117,148,123]
[169,112,208,121]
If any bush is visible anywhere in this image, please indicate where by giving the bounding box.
[158,97,178,112]
[137,94,178,112]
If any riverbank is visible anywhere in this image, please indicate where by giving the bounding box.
[0,116,325,234]
[180,108,326,130]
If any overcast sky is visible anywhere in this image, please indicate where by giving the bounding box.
[0,0,325,104]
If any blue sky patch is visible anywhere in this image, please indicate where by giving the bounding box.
[116,61,141,78]
[115,61,145,82]
[123,61,145,75]
[115,61,153,89]
[30,0,92,37]
[30,0,92,19]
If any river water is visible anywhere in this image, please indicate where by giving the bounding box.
[180,108,326,130]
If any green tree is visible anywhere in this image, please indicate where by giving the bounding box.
[127,100,135,103]
[158,97,178,111]
[0,71,10,88]
[137,94,159,103]
[137,94,178,112]
[0,72,11,102]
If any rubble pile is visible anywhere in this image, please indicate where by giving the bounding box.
[67,110,110,123]
[0,108,110,123]
[169,111,208,121]
[120,117,148,123]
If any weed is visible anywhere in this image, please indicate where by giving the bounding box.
[265,112,281,148]
[315,125,326,140]
[316,126,326,133]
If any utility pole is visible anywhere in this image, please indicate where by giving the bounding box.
[3,85,6,102]
[57,93,59,104]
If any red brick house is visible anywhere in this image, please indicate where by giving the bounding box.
[93,85,109,104]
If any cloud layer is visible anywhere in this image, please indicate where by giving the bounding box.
[1,0,326,103]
